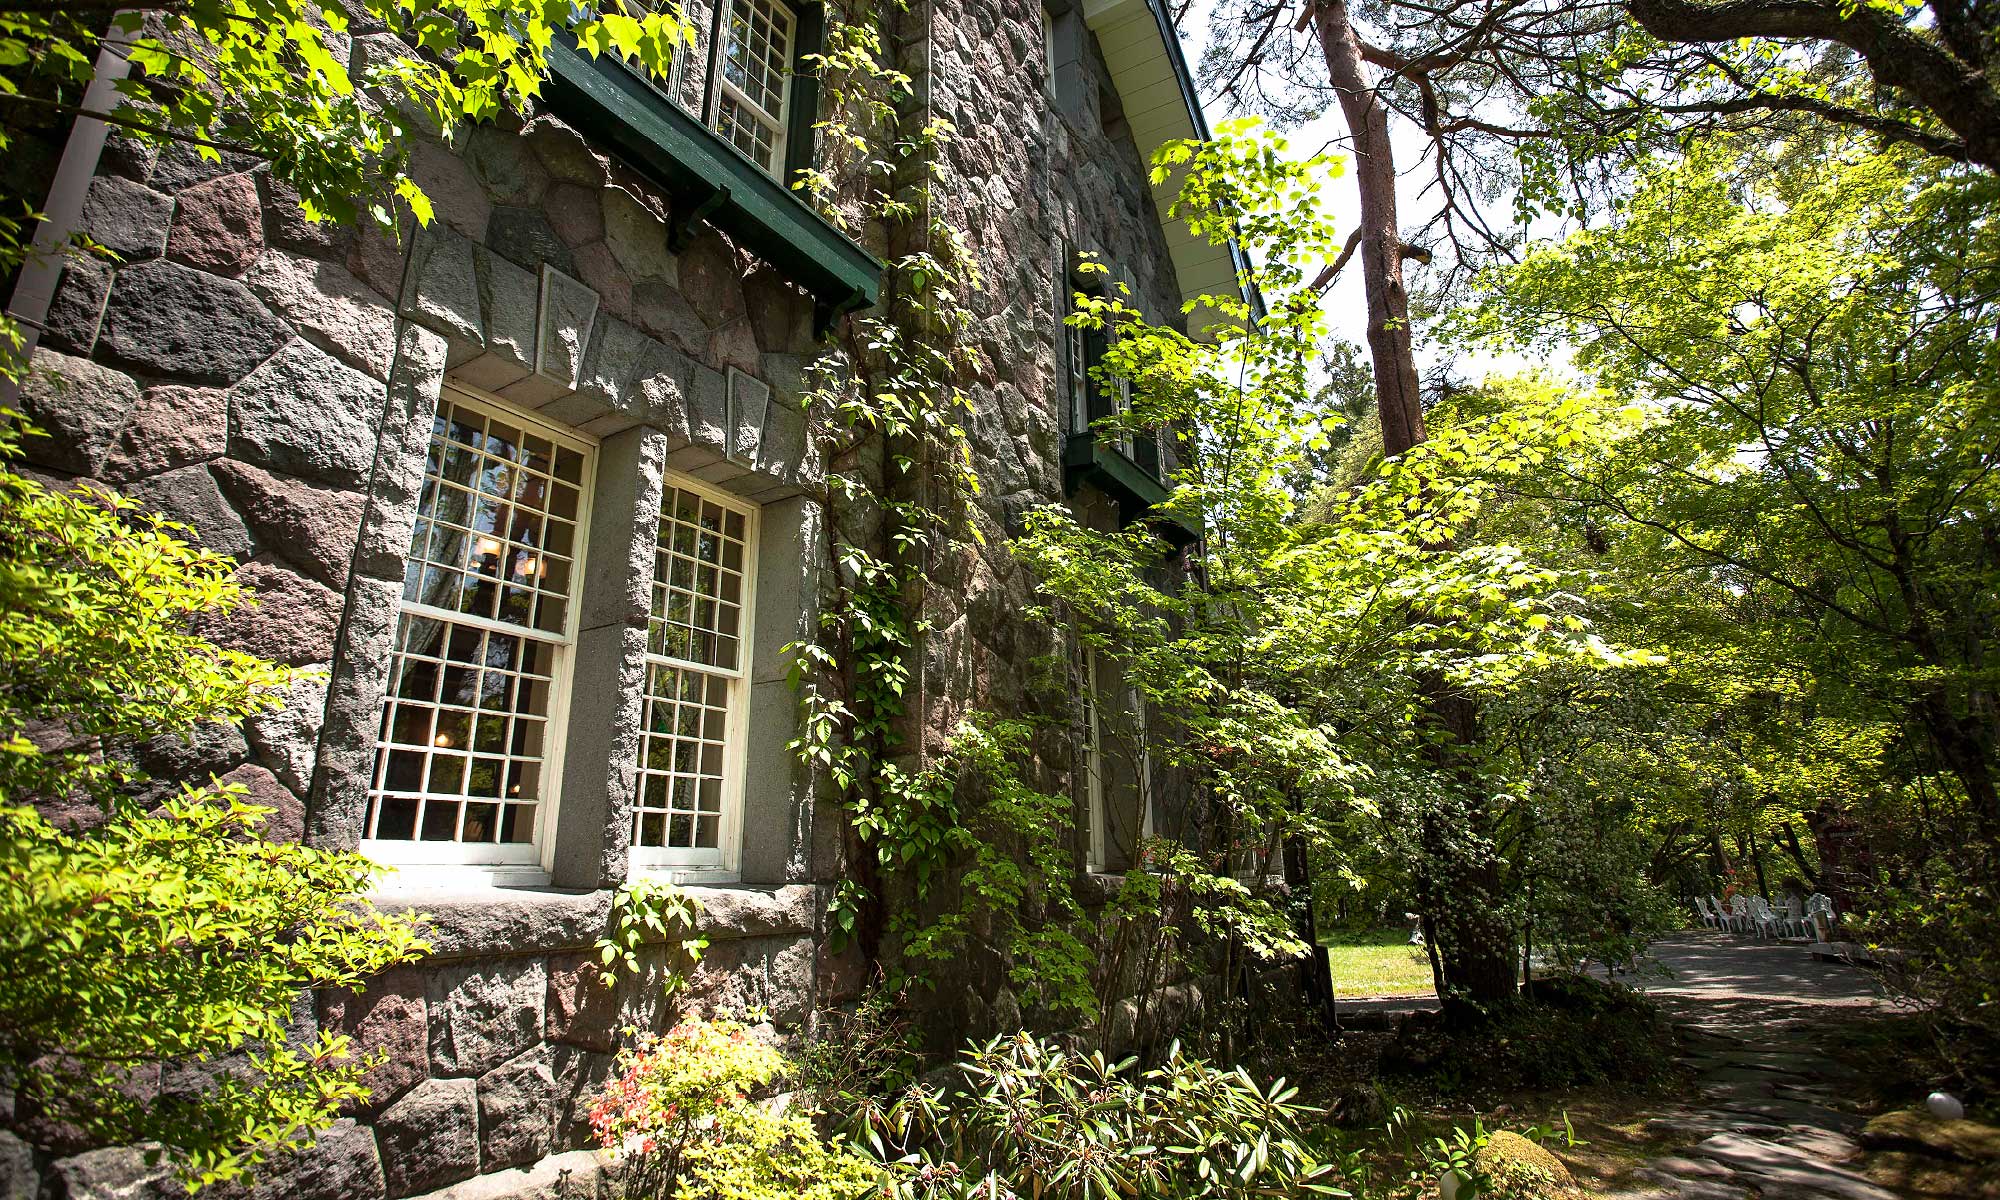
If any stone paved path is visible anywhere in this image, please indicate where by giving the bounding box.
[1603,932,1906,1200]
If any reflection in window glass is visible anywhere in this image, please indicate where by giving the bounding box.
[368,393,590,854]
[713,0,793,172]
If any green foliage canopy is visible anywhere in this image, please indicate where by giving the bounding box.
[0,420,425,1187]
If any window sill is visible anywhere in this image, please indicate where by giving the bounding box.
[362,879,820,960]
[1062,433,1197,542]
[366,882,613,961]
[629,864,740,887]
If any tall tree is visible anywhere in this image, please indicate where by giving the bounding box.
[1461,137,2000,857]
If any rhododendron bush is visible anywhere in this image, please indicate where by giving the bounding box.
[590,1018,876,1200]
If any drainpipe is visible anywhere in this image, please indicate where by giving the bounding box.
[0,26,134,408]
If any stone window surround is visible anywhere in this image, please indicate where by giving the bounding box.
[1043,0,1087,122]
[305,221,825,899]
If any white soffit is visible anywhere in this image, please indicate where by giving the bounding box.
[1082,0,1250,337]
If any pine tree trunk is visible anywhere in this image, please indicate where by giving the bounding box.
[1312,0,1518,1016]
[1311,0,1425,456]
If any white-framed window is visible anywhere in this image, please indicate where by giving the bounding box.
[1081,646,1108,871]
[714,0,795,173]
[366,386,594,873]
[630,476,759,875]
[654,0,799,178]
[1080,646,1158,873]
[1103,336,1136,458]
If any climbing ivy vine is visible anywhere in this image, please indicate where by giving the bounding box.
[783,3,1097,1016]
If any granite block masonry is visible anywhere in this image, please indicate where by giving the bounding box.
[11,2,1212,1195]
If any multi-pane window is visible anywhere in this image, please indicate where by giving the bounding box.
[1081,647,1108,870]
[631,480,757,871]
[1063,259,1168,480]
[715,0,795,171]
[664,0,798,177]
[367,390,591,866]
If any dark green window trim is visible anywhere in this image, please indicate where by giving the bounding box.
[543,38,880,336]
[1063,433,1197,545]
[782,4,825,185]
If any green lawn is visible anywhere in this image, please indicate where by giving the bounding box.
[1321,929,1437,998]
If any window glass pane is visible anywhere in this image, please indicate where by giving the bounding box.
[633,662,734,851]
[1081,647,1106,865]
[402,396,579,635]
[366,393,587,853]
[367,613,557,847]
[712,0,793,172]
[633,478,755,859]
[646,486,750,674]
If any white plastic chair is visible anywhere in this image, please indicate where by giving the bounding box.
[1748,896,1783,939]
[1729,895,1753,935]
[1692,896,1715,929]
[1806,892,1837,942]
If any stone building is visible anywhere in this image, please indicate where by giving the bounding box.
[5,0,1243,1196]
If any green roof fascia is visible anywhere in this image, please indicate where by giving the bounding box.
[543,42,881,333]
[1062,432,1199,544]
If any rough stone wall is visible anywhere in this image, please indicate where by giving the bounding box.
[17,101,847,1199]
[918,0,1186,732]
[908,1,1193,1037]
[9,2,1192,1196]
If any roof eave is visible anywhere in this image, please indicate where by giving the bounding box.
[1082,0,1267,337]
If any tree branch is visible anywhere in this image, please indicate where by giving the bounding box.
[1310,228,1364,292]
[1626,0,2000,168]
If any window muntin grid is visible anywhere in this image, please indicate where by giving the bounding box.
[632,481,755,867]
[1082,647,1107,870]
[714,0,793,173]
[366,391,592,863]
[402,400,585,635]
[1065,312,1088,434]
[369,617,554,847]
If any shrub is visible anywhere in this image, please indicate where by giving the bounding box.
[590,1018,877,1200]
[0,419,427,1187]
[1470,1130,1583,1199]
[797,985,923,1110]
[1380,974,1678,1097]
[1866,872,2000,1104]
[854,1032,1343,1199]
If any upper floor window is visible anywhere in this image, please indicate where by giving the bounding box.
[671,0,811,178]
[1061,252,1166,479]
[1043,1,1083,120]
[367,389,593,868]
[1080,646,1107,870]
[631,479,759,873]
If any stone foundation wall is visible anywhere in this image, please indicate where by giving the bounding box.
[34,882,827,1200]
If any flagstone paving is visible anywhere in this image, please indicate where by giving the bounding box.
[1601,933,1905,1200]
